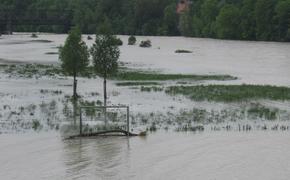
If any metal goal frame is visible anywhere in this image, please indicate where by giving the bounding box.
[79,106,130,136]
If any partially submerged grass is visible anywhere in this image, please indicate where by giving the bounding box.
[113,71,237,81]
[166,84,290,102]
[175,49,193,53]
[1,64,63,78]
[30,40,53,43]
[116,81,161,86]
[0,63,237,82]
[141,86,164,92]
[45,52,58,55]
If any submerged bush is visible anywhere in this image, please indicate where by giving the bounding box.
[31,33,38,38]
[87,35,93,40]
[128,35,136,45]
[113,38,123,46]
[139,40,151,48]
[32,119,42,131]
[175,49,193,53]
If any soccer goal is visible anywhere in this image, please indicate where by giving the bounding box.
[79,106,130,136]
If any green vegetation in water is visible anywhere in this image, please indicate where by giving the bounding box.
[248,103,279,121]
[1,64,63,78]
[139,40,152,48]
[113,71,237,81]
[128,35,137,45]
[141,86,164,92]
[30,40,53,43]
[0,64,237,82]
[116,81,161,86]
[31,33,38,38]
[45,52,59,55]
[175,49,193,53]
[166,85,290,102]
[0,64,96,78]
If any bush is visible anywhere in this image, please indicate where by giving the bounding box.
[87,35,93,40]
[139,40,152,48]
[113,38,123,46]
[175,49,192,53]
[31,33,38,38]
[128,35,136,45]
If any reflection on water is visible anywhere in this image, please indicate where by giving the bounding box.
[62,137,131,179]
[1,132,290,180]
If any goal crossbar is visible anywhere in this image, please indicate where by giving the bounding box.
[79,106,130,136]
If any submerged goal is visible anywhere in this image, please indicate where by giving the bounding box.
[79,106,130,136]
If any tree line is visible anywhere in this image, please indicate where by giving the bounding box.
[1,0,290,41]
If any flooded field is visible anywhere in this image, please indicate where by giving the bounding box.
[1,33,290,179]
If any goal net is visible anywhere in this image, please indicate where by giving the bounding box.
[79,106,130,135]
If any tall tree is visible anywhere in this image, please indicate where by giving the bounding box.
[275,0,290,41]
[240,0,257,40]
[90,23,120,110]
[59,27,89,100]
[255,0,277,40]
[200,0,219,37]
[216,4,241,39]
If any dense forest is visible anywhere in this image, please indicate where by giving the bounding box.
[0,0,290,41]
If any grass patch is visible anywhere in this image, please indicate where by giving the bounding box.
[166,84,290,102]
[45,52,58,55]
[0,64,237,82]
[30,40,53,43]
[116,81,161,86]
[175,49,193,53]
[113,71,237,81]
[141,86,164,92]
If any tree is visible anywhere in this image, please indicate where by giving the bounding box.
[255,0,276,41]
[163,3,179,36]
[179,11,193,36]
[275,0,290,41]
[216,4,241,39]
[59,27,89,100]
[90,28,120,110]
[240,0,256,40]
[200,0,219,37]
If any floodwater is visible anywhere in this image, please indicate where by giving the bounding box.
[1,34,290,179]
[1,131,290,180]
[1,34,290,86]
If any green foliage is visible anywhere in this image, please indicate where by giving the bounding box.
[90,34,120,77]
[113,71,237,81]
[216,5,241,39]
[113,38,123,46]
[255,0,276,41]
[116,82,161,86]
[178,11,193,36]
[175,49,192,53]
[139,40,152,47]
[59,27,89,76]
[128,35,137,45]
[166,85,290,102]
[2,0,290,41]
[275,0,290,41]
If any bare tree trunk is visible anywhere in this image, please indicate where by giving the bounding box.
[104,76,107,128]
[73,73,77,125]
[73,73,77,100]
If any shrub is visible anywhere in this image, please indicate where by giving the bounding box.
[175,49,193,53]
[139,40,151,48]
[87,35,93,40]
[113,38,123,46]
[31,33,38,38]
[128,35,136,45]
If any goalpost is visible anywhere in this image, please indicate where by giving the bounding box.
[79,106,130,136]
